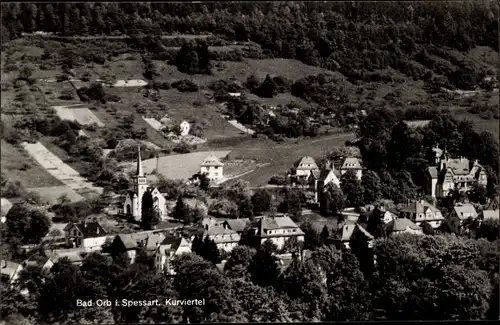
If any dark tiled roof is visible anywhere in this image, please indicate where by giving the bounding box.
[65,222,107,238]
[224,219,251,233]
[386,218,421,232]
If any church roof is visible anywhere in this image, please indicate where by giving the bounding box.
[427,166,438,178]
[136,145,144,177]
[443,157,472,175]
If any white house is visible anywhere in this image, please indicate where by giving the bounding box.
[385,218,423,236]
[153,235,192,275]
[1,260,23,286]
[180,121,191,136]
[200,155,224,182]
[340,157,363,180]
[254,216,305,250]
[64,222,108,250]
[123,146,168,222]
[296,156,320,178]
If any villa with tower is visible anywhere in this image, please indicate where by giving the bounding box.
[122,146,168,222]
[425,146,488,198]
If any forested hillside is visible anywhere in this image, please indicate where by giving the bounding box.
[2,1,498,90]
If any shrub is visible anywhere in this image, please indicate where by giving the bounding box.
[173,142,191,153]
[172,79,199,92]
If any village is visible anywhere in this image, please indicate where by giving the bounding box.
[1,2,500,323]
[2,135,499,285]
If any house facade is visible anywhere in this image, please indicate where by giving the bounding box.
[153,236,192,275]
[399,200,444,228]
[64,222,108,250]
[426,150,488,198]
[480,197,499,220]
[203,225,240,252]
[340,157,363,180]
[123,146,168,222]
[296,156,320,178]
[108,232,166,264]
[254,216,305,250]
[200,155,224,182]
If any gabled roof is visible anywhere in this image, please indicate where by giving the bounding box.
[257,216,304,237]
[427,166,438,178]
[23,256,51,268]
[486,197,499,211]
[385,218,421,232]
[205,225,237,236]
[297,156,318,170]
[1,198,13,216]
[403,120,431,128]
[65,222,107,238]
[201,155,224,167]
[453,203,478,220]
[1,260,21,279]
[443,158,472,175]
[341,157,362,170]
[224,219,251,233]
[400,200,442,216]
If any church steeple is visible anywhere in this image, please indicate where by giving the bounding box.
[137,145,144,177]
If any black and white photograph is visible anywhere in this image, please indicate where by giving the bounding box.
[0,1,499,324]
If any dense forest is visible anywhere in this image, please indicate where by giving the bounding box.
[1,1,498,89]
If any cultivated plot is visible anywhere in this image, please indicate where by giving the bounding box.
[21,142,103,195]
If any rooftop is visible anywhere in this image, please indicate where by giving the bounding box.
[386,218,421,232]
[65,222,107,238]
[201,155,224,167]
[297,156,318,169]
[341,157,362,170]
[1,260,21,279]
[453,203,478,220]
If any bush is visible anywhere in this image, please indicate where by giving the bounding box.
[172,79,199,92]
[173,142,191,153]
[269,174,287,185]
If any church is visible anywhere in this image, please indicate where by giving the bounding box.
[122,146,168,222]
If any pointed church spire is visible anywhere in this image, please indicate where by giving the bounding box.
[137,145,144,177]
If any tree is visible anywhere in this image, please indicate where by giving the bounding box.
[174,254,245,322]
[5,204,50,244]
[224,245,257,279]
[141,190,159,230]
[320,225,330,245]
[278,258,328,319]
[300,220,322,250]
[203,236,221,264]
[249,240,280,287]
[279,189,302,221]
[421,221,435,235]
[325,250,372,321]
[238,197,254,220]
[468,183,488,205]
[340,170,364,208]
[361,171,382,204]
[258,74,278,98]
[173,196,189,223]
[321,184,345,215]
[251,189,272,215]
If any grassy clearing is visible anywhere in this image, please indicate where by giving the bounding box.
[164,102,248,141]
[1,140,63,188]
[27,186,84,204]
[121,150,232,181]
[226,132,355,186]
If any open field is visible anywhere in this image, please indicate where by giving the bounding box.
[1,140,63,188]
[27,186,84,204]
[21,141,103,195]
[121,150,232,181]
[53,105,105,126]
